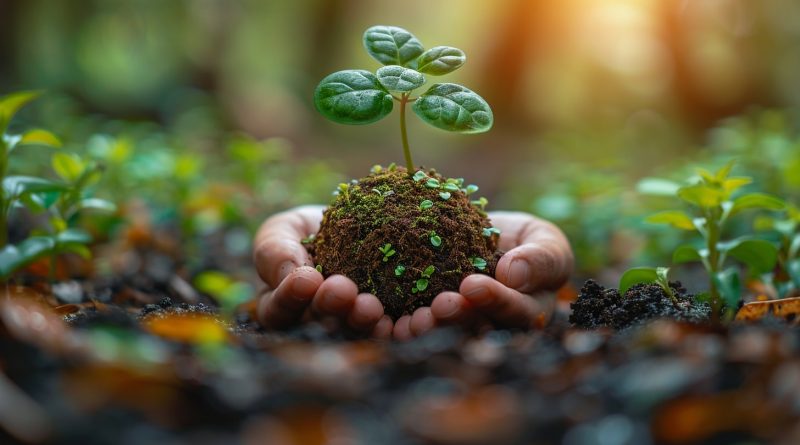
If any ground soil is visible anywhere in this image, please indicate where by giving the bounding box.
[570,279,712,329]
[308,166,499,320]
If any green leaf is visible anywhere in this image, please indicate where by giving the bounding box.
[636,178,682,196]
[714,160,737,181]
[619,267,658,295]
[376,65,425,92]
[442,183,460,192]
[656,267,670,283]
[18,129,62,149]
[439,192,451,200]
[419,199,433,210]
[52,152,86,182]
[471,257,487,271]
[731,193,785,214]
[79,198,117,213]
[465,184,479,195]
[423,265,435,277]
[56,228,92,245]
[645,210,696,230]
[788,259,800,289]
[412,83,493,133]
[430,234,442,247]
[314,70,393,125]
[415,278,429,291]
[363,25,424,67]
[416,46,466,75]
[0,90,42,130]
[17,236,55,263]
[677,184,724,208]
[0,245,21,278]
[425,178,440,188]
[722,238,778,274]
[395,265,405,276]
[61,243,91,259]
[713,268,741,309]
[2,176,66,199]
[722,177,752,195]
[672,245,704,264]
[412,170,427,182]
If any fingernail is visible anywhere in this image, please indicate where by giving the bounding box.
[439,297,461,318]
[277,260,297,284]
[292,276,318,296]
[507,259,530,289]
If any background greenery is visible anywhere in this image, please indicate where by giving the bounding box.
[1,0,799,285]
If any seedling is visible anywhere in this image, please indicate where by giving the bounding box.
[755,204,800,298]
[439,192,451,200]
[314,25,493,173]
[412,265,435,293]
[429,231,442,247]
[419,199,433,210]
[619,267,678,305]
[379,243,396,262]
[634,161,784,320]
[471,196,488,212]
[395,265,406,276]
[471,256,487,271]
[482,227,501,237]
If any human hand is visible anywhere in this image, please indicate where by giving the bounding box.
[253,207,572,340]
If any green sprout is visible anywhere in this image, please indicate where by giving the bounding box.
[464,184,479,195]
[429,231,442,247]
[316,264,323,273]
[313,25,493,174]
[471,196,488,212]
[419,199,433,210]
[632,161,785,321]
[412,171,427,182]
[395,264,406,276]
[482,227,501,237]
[378,243,396,262]
[471,256,487,271]
[619,266,678,305]
[425,178,440,189]
[439,192,451,200]
[754,204,800,298]
[411,265,435,294]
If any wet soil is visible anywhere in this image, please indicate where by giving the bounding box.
[570,279,712,329]
[309,166,499,320]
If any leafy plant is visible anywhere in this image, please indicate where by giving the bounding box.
[313,25,493,173]
[754,204,800,298]
[429,230,442,247]
[411,265,435,294]
[378,243,396,262]
[633,161,784,320]
[470,256,487,271]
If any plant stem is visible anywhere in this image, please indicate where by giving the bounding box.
[399,93,414,173]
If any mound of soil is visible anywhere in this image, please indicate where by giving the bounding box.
[308,166,499,320]
[570,279,711,329]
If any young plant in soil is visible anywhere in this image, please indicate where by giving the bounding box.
[754,203,800,298]
[629,161,785,321]
[309,25,499,319]
[0,91,115,282]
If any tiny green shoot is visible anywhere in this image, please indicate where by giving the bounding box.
[430,231,442,247]
[471,256,487,271]
[439,192,451,200]
[378,243,396,262]
[419,199,433,210]
[482,227,501,237]
[395,265,406,276]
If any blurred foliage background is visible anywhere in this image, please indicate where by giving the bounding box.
[1,0,799,284]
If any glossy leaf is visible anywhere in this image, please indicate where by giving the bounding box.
[731,193,785,214]
[619,267,658,295]
[52,152,86,182]
[646,210,695,230]
[416,46,466,75]
[56,228,92,245]
[722,177,752,195]
[376,65,425,92]
[412,83,493,133]
[79,198,117,213]
[673,245,704,264]
[18,236,55,262]
[17,129,62,149]
[0,90,42,130]
[677,184,723,208]
[363,25,424,67]
[722,238,778,274]
[713,268,741,309]
[2,176,65,199]
[636,178,681,196]
[415,278,429,291]
[0,245,21,277]
[471,257,487,271]
[314,70,393,125]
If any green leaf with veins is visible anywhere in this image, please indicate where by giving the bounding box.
[412,83,493,133]
[416,46,466,75]
[363,26,425,67]
[314,70,393,125]
[721,238,778,274]
[376,65,425,92]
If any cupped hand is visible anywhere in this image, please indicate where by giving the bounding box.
[253,206,573,340]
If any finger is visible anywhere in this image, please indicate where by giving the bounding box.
[311,275,358,318]
[393,315,413,341]
[346,293,385,332]
[409,307,436,337]
[258,266,323,329]
[460,274,545,329]
[489,212,573,293]
[430,291,476,326]
[371,315,394,340]
[253,206,325,289]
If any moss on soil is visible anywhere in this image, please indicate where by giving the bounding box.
[307,166,499,320]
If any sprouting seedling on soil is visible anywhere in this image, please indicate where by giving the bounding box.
[754,203,800,298]
[429,231,442,247]
[379,243,396,262]
[619,266,678,305]
[412,265,435,294]
[471,256,487,271]
[634,160,785,321]
[482,227,501,237]
[313,25,493,174]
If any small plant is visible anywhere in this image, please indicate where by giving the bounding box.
[378,243,396,262]
[411,265,435,294]
[755,203,800,298]
[471,256,487,271]
[619,266,678,305]
[313,25,493,173]
[482,227,501,237]
[632,161,784,320]
[394,264,406,276]
[419,199,433,210]
[429,231,442,247]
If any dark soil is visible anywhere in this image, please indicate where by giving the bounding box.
[570,279,712,329]
[308,166,499,320]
